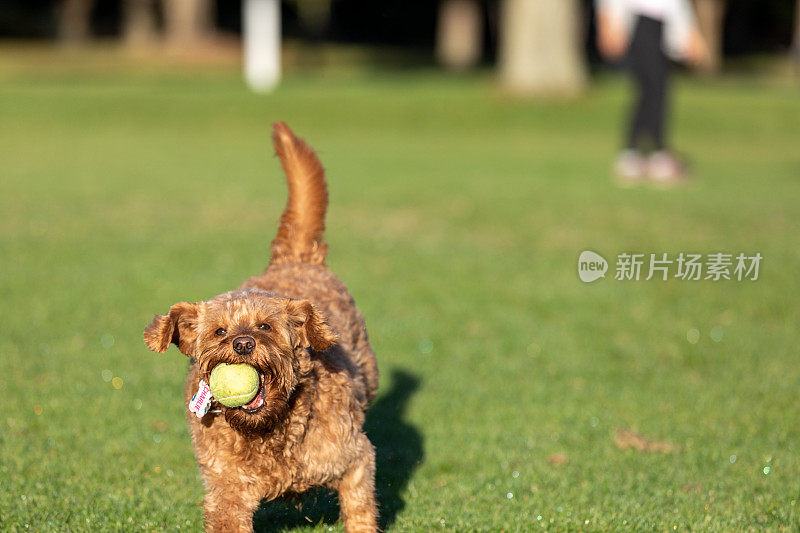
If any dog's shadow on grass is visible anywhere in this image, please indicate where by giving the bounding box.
[253,369,423,532]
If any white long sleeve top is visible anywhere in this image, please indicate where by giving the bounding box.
[597,0,698,60]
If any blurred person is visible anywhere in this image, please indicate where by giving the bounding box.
[596,0,710,185]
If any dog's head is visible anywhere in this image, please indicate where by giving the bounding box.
[143,288,336,432]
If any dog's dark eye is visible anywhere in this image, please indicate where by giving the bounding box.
[259,323,271,331]
[215,328,227,337]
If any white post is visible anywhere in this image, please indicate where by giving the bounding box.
[244,0,281,92]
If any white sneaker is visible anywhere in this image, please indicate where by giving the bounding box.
[647,151,689,186]
[614,150,646,186]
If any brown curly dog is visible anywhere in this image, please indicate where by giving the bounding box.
[144,122,379,532]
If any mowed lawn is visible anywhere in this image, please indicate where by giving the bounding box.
[1,51,799,531]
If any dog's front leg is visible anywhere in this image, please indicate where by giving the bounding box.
[337,436,378,533]
[201,470,264,533]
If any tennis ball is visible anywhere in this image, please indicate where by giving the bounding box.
[209,363,260,408]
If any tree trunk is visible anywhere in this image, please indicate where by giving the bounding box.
[57,0,94,43]
[498,0,587,96]
[163,0,214,45]
[123,0,158,47]
[436,0,483,70]
[694,0,726,74]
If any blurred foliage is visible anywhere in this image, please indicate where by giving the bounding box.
[0,0,796,57]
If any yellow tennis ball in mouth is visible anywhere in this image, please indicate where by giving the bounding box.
[208,363,260,408]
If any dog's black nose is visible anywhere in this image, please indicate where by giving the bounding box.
[232,336,256,355]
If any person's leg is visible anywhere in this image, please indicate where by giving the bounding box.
[642,29,689,183]
[621,16,686,184]
[627,16,665,151]
[626,87,647,151]
[643,29,669,150]
[625,21,647,150]
[616,16,659,183]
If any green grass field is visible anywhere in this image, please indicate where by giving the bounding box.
[1,50,799,531]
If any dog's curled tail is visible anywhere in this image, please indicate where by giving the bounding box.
[269,122,328,266]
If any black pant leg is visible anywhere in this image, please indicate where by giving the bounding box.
[626,16,669,151]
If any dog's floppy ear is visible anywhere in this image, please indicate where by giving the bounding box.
[285,299,337,352]
[143,302,199,356]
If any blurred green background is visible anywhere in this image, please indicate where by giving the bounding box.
[1,1,800,531]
